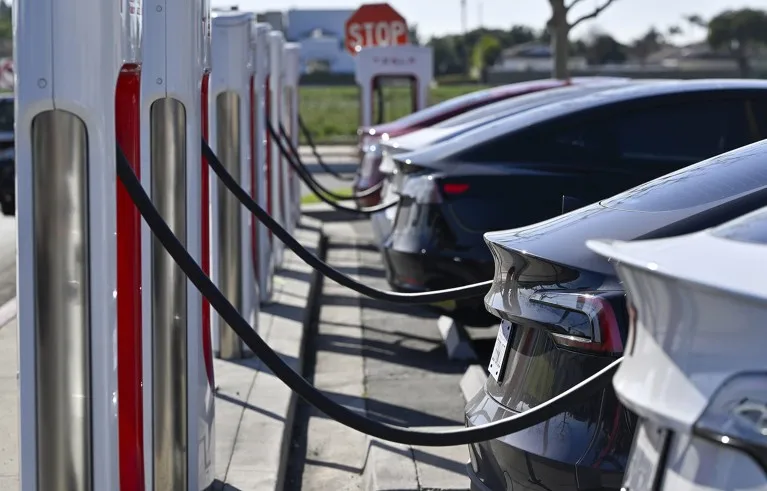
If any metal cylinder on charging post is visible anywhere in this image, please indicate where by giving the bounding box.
[252,23,275,305]
[209,11,259,360]
[140,0,214,488]
[268,30,287,268]
[16,0,121,488]
[283,42,302,228]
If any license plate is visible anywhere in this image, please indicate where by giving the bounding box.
[488,320,514,382]
[622,420,669,491]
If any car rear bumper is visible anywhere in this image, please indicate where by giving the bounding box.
[381,245,494,323]
[465,387,629,491]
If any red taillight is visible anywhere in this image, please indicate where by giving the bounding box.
[528,291,624,354]
[441,182,470,195]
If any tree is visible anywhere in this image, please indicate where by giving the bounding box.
[584,32,627,65]
[471,34,502,81]
[707,8,767,77]
[631,27,664,65]
[547,0,620,79]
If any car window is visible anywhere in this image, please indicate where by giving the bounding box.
[434,85,597,128]
[601,139,767,212]
[747,96,767,141]
[614,98,748,163]
[0,100,13,133]
[709,206,767,244]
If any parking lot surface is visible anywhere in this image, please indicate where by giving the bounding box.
[285,210,472,491]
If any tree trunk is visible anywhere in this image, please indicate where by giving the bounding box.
[548,0,570,80]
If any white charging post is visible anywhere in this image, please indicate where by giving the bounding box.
[141,0,214,488]
[16,0,121,488]
[268,30,287,268]
[284,42,302,227]
[252,23,274,304]
[209,10,258,360]
[355,45,433,128]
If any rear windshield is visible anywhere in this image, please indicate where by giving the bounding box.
[709,206,767,244]
[435,84,612,128]
[391,84,536,127]
[601,140,767,212]
[0,99,13,132]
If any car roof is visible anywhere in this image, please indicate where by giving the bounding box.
[404,79,767,162]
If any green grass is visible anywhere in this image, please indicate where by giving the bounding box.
[300,186,354,205]
[299,84,490,144]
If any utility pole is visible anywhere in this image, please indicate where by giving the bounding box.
[460,0,467,34]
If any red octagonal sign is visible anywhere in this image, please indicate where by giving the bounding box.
[344,3,409,55]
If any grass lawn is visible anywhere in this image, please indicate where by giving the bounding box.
[300,186,354,205]
[299,84,489,144]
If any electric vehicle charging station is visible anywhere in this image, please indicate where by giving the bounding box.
[269,30,288,268]
[354,45,433,128]
[15,0,122,487]
[284,42,302,228]
[116,0,145,487]
[140,0,214,487]
[209,11,259,361]
[252,22,275,305]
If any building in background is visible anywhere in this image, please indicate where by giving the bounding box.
[257,8,356,74]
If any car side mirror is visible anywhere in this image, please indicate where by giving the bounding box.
[561,195,586,214]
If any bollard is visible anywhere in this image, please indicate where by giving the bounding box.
[268,30,287,268]
[115,0,145,488]
[140,0,214,488]
[209,11,259,360]
[16,0,121,487]
[252,23,275,305]
[283,42,302,228]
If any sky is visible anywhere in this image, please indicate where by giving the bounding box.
[210,0,767,45]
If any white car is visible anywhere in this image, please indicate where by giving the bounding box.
[587,207,767,491]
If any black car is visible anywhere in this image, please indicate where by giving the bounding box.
[0,94,13,216]
[381,79,767,325]
[465,137,767,491]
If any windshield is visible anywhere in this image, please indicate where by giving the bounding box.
[434,84,622,128]
[388,83,544,128]
[601,140,767,212]
[0,99,13,133]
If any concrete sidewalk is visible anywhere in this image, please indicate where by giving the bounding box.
[0,317,18,490]
[287,218,470,491]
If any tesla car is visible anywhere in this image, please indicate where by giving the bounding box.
[0,94,13,215]
[354,77,628,205]
[368,79,649,243]
[381,79,767,325]
[463,137,767,491]
[587,208,767,491]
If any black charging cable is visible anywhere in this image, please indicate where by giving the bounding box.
[203,138,491,304]
[297,113,354,182]
[268,122,394,215]
[116,142,623,446]
[277,121,383,200]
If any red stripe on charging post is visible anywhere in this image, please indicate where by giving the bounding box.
[201,71,215,388]
[249,74,259,278]
[115,62,146,491]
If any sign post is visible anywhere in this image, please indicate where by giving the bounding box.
[344,3,409,55]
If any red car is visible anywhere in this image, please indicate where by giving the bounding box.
[354,77,628,206]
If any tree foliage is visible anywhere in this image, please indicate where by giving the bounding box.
[707,8,767,76]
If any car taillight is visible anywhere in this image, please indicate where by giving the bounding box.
[694,373,767,469]
[441,182,469,195]
[527,291,624,354]
[360,149,383,179]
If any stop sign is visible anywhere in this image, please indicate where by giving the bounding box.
[344,3,408,55]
